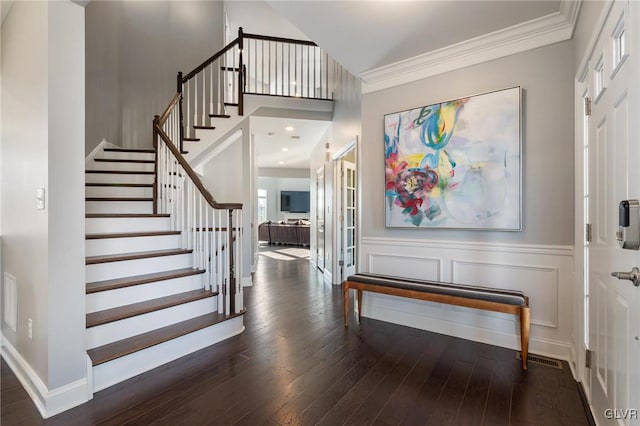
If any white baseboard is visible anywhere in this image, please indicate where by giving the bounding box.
[323,269,332,285]
[242,275,252,287]
[1,333,89,418]
[363,302,572,360]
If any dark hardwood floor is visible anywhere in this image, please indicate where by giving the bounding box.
[2,244,591,425]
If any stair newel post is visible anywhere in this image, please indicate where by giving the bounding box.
[228,209,236,314]
[177,71,184,153]
[238,27,244,116]
[152,115,160,214]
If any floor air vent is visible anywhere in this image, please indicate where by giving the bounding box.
[516,352,563,369]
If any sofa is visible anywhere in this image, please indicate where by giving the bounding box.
[258,220,310,246]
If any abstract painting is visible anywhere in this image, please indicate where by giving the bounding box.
[384,87,521,230]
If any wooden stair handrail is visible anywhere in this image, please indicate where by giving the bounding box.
[182,32,318,84]
[154,117,242,211]
[158,93,181,125]
[243,33,318,47]
[182,37,240,82]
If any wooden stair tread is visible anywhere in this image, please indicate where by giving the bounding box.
[86,213,169,218]
[86,230,180,240]
[86,248,192,265]
[87,310,246,366]
[86,197,153,202]
[86,268,205,294]
[209,114,231,118]
[85,183,153,188]
[193,125,216,130]
[86,289,216,328]
[94,158,154,164]
[224,102,239,106]
[104,148,155,154]
[183,137,200,142]
[86,170,154,175]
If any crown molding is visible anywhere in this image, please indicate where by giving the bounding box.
[361,1,582,94]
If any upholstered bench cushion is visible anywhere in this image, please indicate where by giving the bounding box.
[346,273,527,307]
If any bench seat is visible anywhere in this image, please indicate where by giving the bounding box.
[343,273,530,370]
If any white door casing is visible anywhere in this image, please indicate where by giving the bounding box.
[342,160,357,280]
[316,165,325,271]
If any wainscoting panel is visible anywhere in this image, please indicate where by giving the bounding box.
[360,237,575,360]
[367,253,442,281]
[452,260,559,328]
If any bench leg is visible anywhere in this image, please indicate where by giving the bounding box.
[343,283,350,327]
[357,289,363,321]
[520,306,530,370]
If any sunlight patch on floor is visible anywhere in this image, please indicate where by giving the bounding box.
[260,251,296,261]
[276,248,310,259]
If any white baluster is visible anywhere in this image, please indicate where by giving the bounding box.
[209,63,213,118]
[191,185,197,268]
[180,176,186,249]
[237,209,243,312]
[204,204,211,290]
[225,212,231,314]
[194,76,198,129]
[186,80,191,138]
[202,70,206,126]
[218,209,223,313]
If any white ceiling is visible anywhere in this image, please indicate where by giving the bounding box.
[265,0,563,76]
[234,0,571,170]
[252,117,330,169]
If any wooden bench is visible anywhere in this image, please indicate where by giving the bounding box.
[343,273,531,370]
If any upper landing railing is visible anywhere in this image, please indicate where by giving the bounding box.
[178,27,340,146]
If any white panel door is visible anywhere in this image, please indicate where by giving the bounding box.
[587,2,640,424]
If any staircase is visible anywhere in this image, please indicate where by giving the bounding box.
[84,147,245,392]
[81,28,341,394]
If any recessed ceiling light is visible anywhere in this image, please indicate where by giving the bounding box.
[279,161,285,165]
[282,147,289,152]
[285,126,294,132]
[291,81,297,86]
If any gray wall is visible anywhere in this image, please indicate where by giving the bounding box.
[258,176,311,222]
[361,40,575,246]
[86,1,224,153]
[309,65,361,278]
[1,0,86,393]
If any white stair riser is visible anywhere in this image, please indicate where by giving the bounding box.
[86,274,204,313]
[86,234,182,257]
[92,317,244,392]
[85,186,153,198]
[86,253,192,282]
[182,140,200,154]
[85,173,154,185]
[97,151,154,161]
[86,297,217,348]
[86,201,153,214]
[88,161,154,172]
[86,217,171,233]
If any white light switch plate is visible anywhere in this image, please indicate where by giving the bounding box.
[36,188,45,210]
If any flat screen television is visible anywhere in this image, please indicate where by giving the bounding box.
[280,191,310,213]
